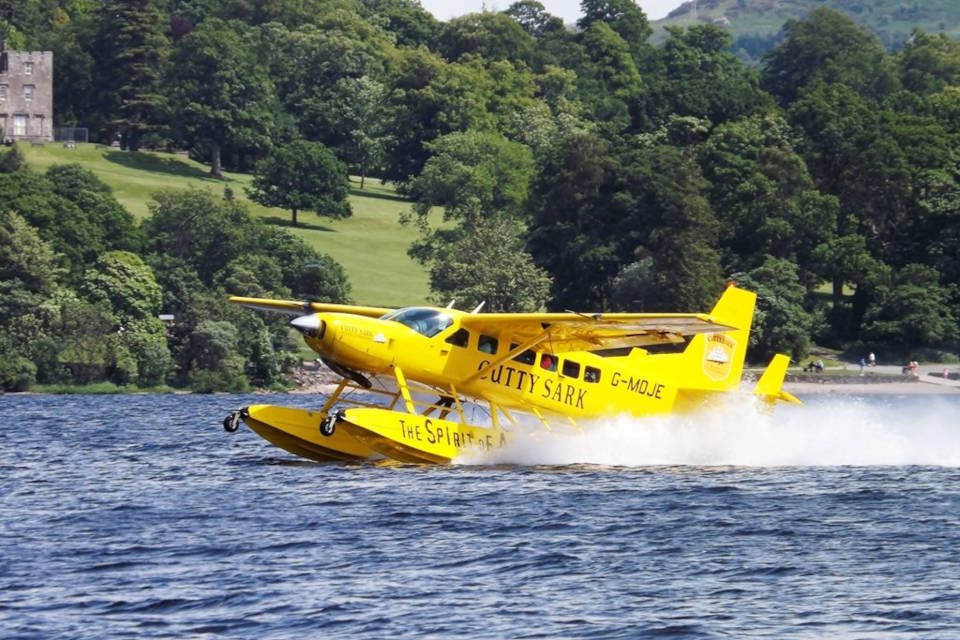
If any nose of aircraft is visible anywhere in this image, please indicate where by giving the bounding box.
[290,313,325,338]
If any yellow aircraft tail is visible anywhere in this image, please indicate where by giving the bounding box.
[675,285,756,392]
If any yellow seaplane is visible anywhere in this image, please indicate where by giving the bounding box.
[222,285,799,464]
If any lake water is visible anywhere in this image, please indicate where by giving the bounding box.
[2,392,960,638]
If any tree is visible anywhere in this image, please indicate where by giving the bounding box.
[638,25,772,129]
[0,332,36,391]
[215,254,286,299]
[46,164,143,254]
[53,295,119,384]
[187,320,248,392]
[438,12,536,67]
[258,21,392,152]
[0,168,138,278]
[143,188,256,285]
[0,210,65,388]
[143,189,351,298]
[141,189,349,386]
[761,7,897,106]
[861,264,957,349]
[323,76,391,188]
[166,18,277,177]
[699,114,838,286]
[626,145,724,312]
[575,21,642,133]
[0,144,26,173]
[578,0,651,63]
[735,257,814,361]
[504,1,564,39]
[422,216,551,312]
[384,49,515,183]
[528,133,631,310]
[360,0,441,48]
[247,139,351,226]
[93,0,170,150]
[787,81,879,225]
[898,30,960,95]
[76,251,172,385]
[406,130,544,309]
[81,251,163,323]
[408,130,534,228]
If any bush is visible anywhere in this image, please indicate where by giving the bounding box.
[0,355,37,391]
[0,144,27,173]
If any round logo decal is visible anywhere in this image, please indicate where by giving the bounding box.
[703,333,736,381]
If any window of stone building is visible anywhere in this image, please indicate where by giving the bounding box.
[0,52,7,73]
[0,84,6,101]
[24,84,34,102]
[24,61,33,75]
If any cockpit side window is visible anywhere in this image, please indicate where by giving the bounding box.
[510,343,536,365]
[540,353,557,371]
[478,335,498,354]
[446,328,469,347]
[381,308,453,337]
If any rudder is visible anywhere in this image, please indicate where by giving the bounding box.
[680,286,756,390]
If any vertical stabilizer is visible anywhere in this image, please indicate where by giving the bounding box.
[678,286,756,391]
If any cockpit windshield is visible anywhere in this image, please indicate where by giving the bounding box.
[380,307,453,338]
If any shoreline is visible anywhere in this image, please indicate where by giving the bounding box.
[783,380,960,395]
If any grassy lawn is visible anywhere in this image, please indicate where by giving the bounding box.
[21,143,431,305]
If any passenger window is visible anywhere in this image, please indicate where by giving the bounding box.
[584,366,601,383]
[540,353,557,371]
[562,360,580,378]
[446,328,469,348]
[510,344,536,365]
[478,335,498,354]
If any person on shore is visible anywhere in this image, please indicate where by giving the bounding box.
[869,352,876,367]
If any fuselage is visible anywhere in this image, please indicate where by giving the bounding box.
[301,306,742,420]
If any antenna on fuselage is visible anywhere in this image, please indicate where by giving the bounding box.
[471,301,485,314]
[446,299,456,309]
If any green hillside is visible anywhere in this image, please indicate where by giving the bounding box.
[21,143,431,306]
[654,0,960,52]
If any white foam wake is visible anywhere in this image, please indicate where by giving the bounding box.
[456,395,960,467]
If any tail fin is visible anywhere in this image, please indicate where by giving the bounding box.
[678,286,756,391]
[754,354,802,405]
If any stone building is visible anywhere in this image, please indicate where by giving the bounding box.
[0,43,53,143]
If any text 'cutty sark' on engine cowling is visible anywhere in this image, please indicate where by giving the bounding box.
[222,285,800,464]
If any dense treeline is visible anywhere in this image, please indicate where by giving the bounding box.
[0,149,350,391]
[1,1,959,390]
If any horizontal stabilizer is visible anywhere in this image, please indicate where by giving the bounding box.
[754,354,802,405]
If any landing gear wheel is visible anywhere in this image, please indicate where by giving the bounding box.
[223,411,241,433]
[320,414,337,437]
[320,410,343,437]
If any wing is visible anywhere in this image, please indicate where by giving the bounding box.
[229,296,394,318]
[457,311,734,353]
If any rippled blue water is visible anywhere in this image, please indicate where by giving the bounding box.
[2,392,960,639]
